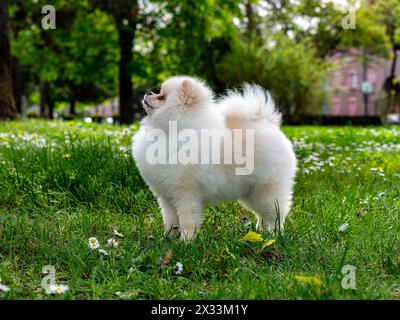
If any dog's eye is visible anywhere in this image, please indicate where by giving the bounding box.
[152,88,160,94]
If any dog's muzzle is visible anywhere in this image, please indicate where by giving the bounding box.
[142,95,154,109]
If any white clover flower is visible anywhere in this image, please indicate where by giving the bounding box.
[88,237,100,250]
[119,146,128,153]
[99,249,109,256]
[0,284,10,292]
[46,284,69,295]
[174,262,184,275]
[338,223,349,233]
[128,267,135,273]
[107,237,119,248]
[113,229,124,238]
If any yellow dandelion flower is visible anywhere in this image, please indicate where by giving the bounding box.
[293,275,322,287]
[63,153,72,159]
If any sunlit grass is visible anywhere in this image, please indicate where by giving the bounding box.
[0,120,399,299]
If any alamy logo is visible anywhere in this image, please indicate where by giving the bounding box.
[341,264,356,289]
[41,5,56,30]
[41,265,56,291]
[341,8,356,30]
[144,121,255,175]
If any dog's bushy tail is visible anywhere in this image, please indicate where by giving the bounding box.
[219,84,282,127]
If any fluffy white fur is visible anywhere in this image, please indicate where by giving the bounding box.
[132,76,297,240]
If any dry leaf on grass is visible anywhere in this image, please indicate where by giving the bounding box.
[240,231,263,243]
[260,239,276,251]
[161,250,173,265]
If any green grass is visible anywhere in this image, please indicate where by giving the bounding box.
[0,120,399,299]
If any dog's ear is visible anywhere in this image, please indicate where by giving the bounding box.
[178,79,200,108]
[182,79,192,99]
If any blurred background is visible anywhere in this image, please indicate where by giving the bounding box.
[1,0,399,124]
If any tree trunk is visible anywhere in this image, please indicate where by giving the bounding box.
[0,0,18,120]
[40,82,50,118]
[117,24,136,124]
[70,100,76,115]
[389,48,398,82]
[383,23,399,118]
[11,57,23,114]
[48,98,54,120]
[245,0,255,43]
[361,48,370,116]
[386,48,398,113]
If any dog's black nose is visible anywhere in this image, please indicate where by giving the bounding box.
[147,88,160,96]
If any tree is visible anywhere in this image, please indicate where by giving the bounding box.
[150,0,241,90]
[12,0,118,118]
[217,32,328,115]
[50,6,119,115]
[237,0,393,116]
[9,0,29,114]
[215,0,330,114]
[11,0,78,118]
[0,0,18,119]
[373,0,400,115]
[89,0,140,124]
[258,0,391,58]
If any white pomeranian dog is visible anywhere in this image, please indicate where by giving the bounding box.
[132,76,297,240]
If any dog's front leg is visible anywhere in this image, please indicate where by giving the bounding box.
[176,199,204,241]
[157,197,180,237]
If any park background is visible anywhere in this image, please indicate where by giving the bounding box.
[1,0,400,123]
[0,0,400,300]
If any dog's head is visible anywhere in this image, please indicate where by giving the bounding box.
[142,76,213,120]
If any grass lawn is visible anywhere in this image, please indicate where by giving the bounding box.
[0,120,399,299]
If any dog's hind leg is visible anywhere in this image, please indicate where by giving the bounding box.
[239,183,292,234]
[158,197,180,237]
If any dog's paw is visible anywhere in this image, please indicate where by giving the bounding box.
[165,224,180,237]
[179,229,197,242]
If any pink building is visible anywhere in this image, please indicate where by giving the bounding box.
[327,48,400,116]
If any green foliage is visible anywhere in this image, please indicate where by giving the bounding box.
[339,5,391,58]
[217,33,329,114]
[257,0,392,59]
[7,0,400,116]
[11,0,118,107]
[144,0,241,81]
